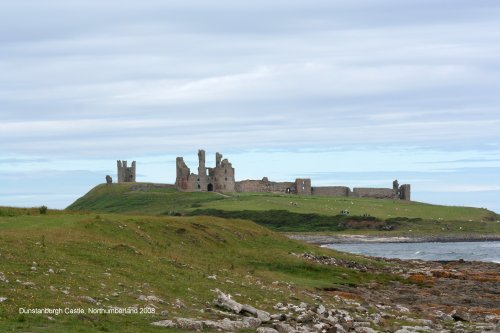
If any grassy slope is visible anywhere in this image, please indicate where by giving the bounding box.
[67,183,500,235]
[0,208,391,333]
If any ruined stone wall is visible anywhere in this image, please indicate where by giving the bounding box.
[175,157,191,191]
[176,150,235,193]
[312,186,351,197]
[117,160,136,183]
[295,179,312,195]
[351,188,395,199]
[174,150,412,200]
[399,184,411,201]
[213,158,235,193]
[235,178,294,193]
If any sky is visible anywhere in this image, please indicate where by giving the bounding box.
[0,0,499,212]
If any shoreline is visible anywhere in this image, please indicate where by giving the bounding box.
[287,233,500,244]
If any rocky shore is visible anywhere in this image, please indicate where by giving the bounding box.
[150,253,499,332]
[287,233,500,245]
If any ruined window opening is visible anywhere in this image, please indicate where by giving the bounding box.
[207,183,213,192]
[197,184,201,189]
[225,177,227,181]
[225,169,227,174]
[197,178,200,181]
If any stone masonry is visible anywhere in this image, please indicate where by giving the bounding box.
[175,149,235,193]
[117,160,136,183]
[174,150,412,200]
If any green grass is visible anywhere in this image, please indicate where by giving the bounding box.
[66,183,500,235]
[0,208,393,332]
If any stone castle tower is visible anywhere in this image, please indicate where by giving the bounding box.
[175,149,235,193]
[117,160,136,183]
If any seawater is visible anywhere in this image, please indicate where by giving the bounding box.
[323,241,500,263]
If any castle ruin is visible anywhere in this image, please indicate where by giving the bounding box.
[176,150,236,193]
[112,151,410,200]
[117,160,136,183]
[175,150,411,200]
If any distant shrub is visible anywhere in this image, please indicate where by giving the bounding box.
[39,205,48,214]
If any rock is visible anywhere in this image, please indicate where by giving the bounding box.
[79,296,97,304]
[0,297,7,303]
[475,324,497,331]
[353,321,371,328]
[334,324,346,333]
[450,310,470,322]
[160,310,168,317]
[257,327,279,333]
[48,268,54,274]
[176,318,203,331]
[485,314,499,323]
[274,322,295,333]
[313,322,329,332]
[270,313,287,321]
[151,320,176,328]
[203,317,261,331]
[207,274,217,280]
[137,295,165,303]
[316,304,326,315]
[274,302,284,309]
[395,304,410,313]
[241,304,271,322]
[213,289,243,313]
[354,327,378,333]
[243,317,262,328]
[174,298,186,308]
[0,272,8,283]
[106,175,112,185]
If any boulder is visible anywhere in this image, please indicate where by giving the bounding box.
[274,322,295,333]
[257,327,279,333]
[137,295,165,303]
[213,289,243,313]
[79,296,97,304]
[150,320,176,328]
[176,318,203,331]
[241,304,271,322]
[203,318,261,331]
[354,327,378,333]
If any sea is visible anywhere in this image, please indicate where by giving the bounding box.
[323,241,500,263]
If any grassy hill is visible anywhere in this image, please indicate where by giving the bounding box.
[67,183,500,235]
[0,207,392,333]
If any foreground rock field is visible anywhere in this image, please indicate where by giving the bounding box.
[149,254,499,333]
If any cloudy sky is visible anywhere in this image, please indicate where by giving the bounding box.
[1,0,499,212]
